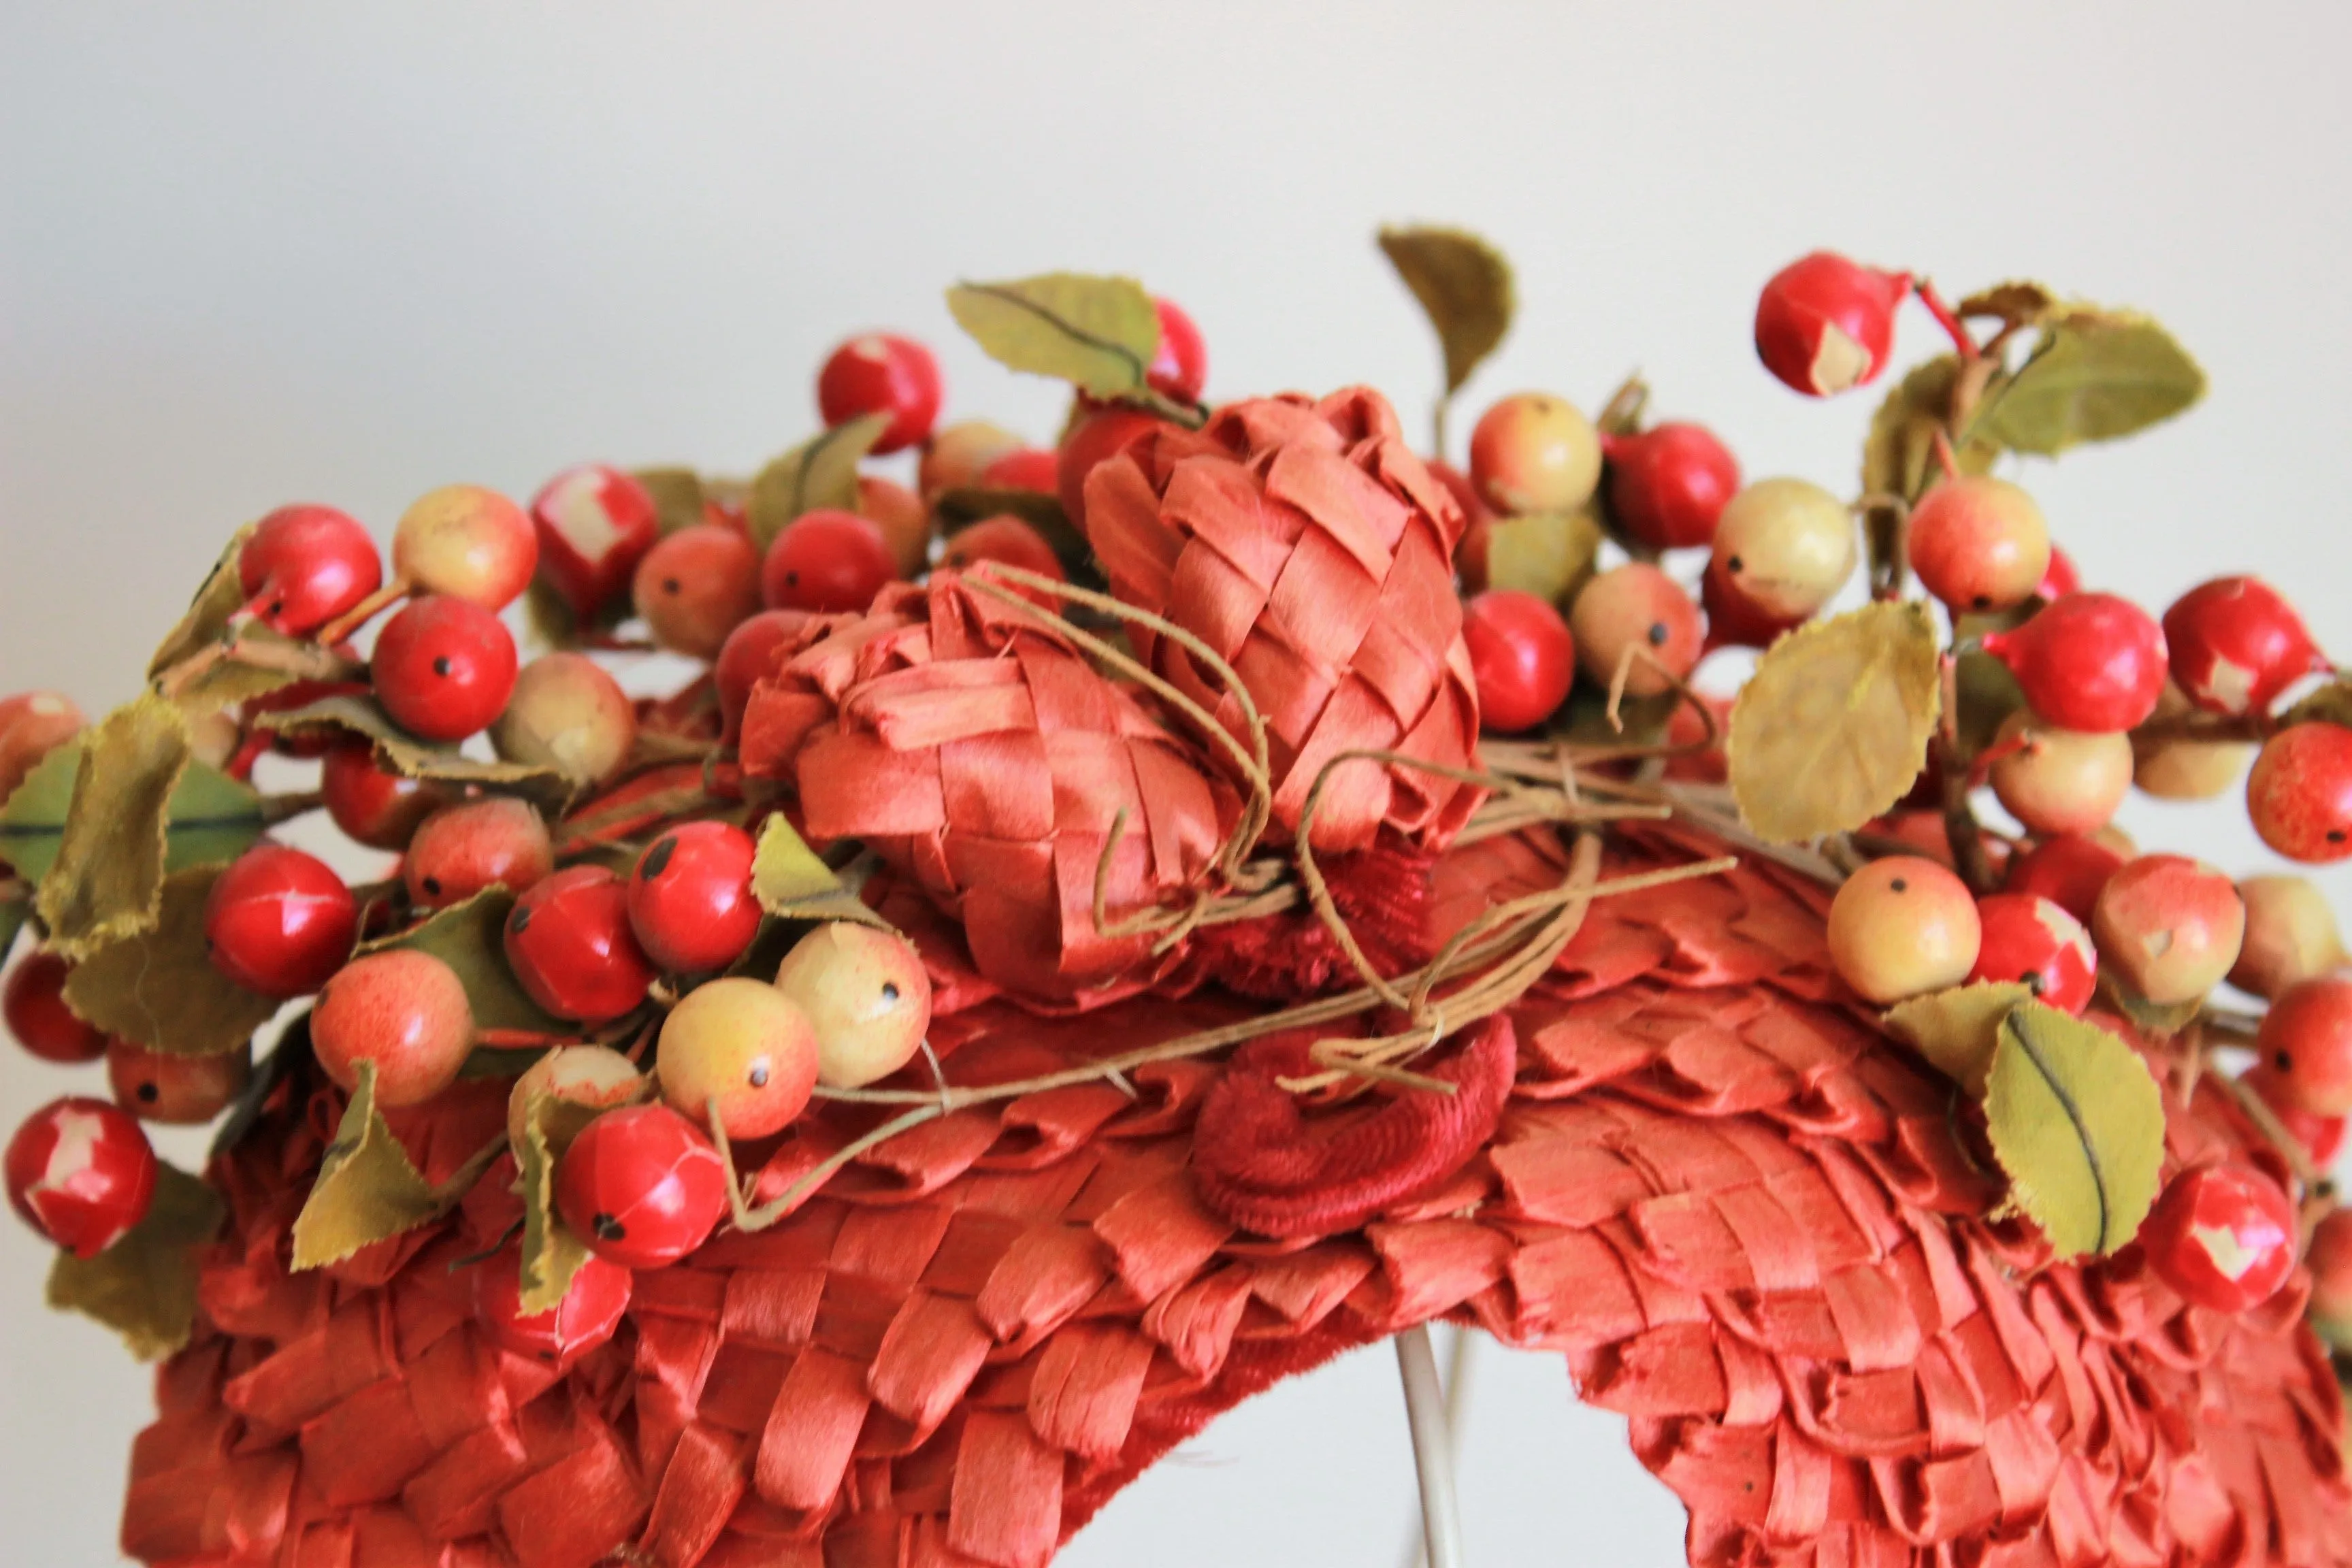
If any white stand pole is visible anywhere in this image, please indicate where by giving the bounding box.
[1394,1325,1465,1568]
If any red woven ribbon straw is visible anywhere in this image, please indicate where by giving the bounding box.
[118,820,2352,1568]
[1081,387,1484,853]
[738,573,1237,1006]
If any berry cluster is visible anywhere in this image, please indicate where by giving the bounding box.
[1,238,2345,1381]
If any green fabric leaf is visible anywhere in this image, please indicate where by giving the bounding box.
[1882,981,2033,1095]
[947,274,1163,402]
[1967,309,2205,456]
[64,866,283,1056]
[1983,1001,2166,1258]
[290,1062,497,1271]
[1377,225,1516,395]
[46,1163,223,1361]
[745,413,892,554]
[357,887,568,1036]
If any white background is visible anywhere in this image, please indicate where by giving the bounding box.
[5,4,2351,1563]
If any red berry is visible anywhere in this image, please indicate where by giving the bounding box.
[0,691,82,805]
[108,1039,250,1124]
[1462,590,1575,733]
[370,595,519,742]
[1058,407,1164,537]
[2162,576,2325,717]
[654,977,819,1139]
[975,447,1060,494]
[2036,546,2080,603]
[3,953,107,1063]
[2242,1065,2347,1167]
[321,738,451,851]
[762,509,896,615]
[920,420,1024,500]
[1906,476,2053,614]
[554,1103,728,1269]
[1603,423,1740,551]
[2247,722,2352,863]
[2141,1162,2298,1313]
[1979,593,2168,733]
[405,798,554,909]
[1569,563,1703,698]
[2004,833,2126,926]
[939,515,1066,595]
[312,949,476,1107]
[2255,975,2352,1115]
[715,610,812,745]
[530,464,661,620]
[1146,295,1209,404]
[472,1243,633,1368]
[203,844,358,997]
[2091,854,2244,1005]
[857,474,933,578]
[633,525,764,660]
[1753,252,1910,397]
[815,333,941,456]
[627,822,762,974]
[238,505,383,636]
[505,866,657,1023]
[1699,555,1804,653]
[393,485,538,611]
[5,1097,157,1256]
[1967,893,2097,1013]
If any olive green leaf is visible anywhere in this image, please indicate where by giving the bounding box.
[745,412,892,555]
[1482,510,1603,608]
[1966,308,2205,457]
[0,884,27,966]
[357,887,567,1036]
[751,813,887,930]
[46,1162,223,1361]
[2282,684,2352,730]
[146,527,257,677]
[290,1061,502,1271]
[947,274,1165,404]
[1956,281,2057,329]
[1860,355,2004,502]
[64,866,283,1056]
[1377,225,1515,396]
[1882,981,2034,1095]
[633,466,710,536]
[1953,647,2029,762]
[257,691,570,804]
[1727,601,1943,843]
[1983,1000,2166,1258]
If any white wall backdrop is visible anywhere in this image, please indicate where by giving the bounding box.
[5,4,2351,1563]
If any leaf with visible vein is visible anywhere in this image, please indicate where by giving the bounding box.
[35,697,193,956]
[65,866,283,1056]
[290,1062,500,1271]
[1967,308,2204,456]
[46,1163,223,1360]
[1882,981,2033,1094]
[1377,225,1516,395]
[751,814,888,930]
[1983,1001,2165,1258]
[1727,602,1942,843]
[947,274,1162,402]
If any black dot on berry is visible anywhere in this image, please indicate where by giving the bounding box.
[1727,555,1744,573]
[593,1213,625,1241]
[1972,594,1991,610]
[1889,877,1909,893]
[136,1083,158,1103]
[663,577,682,595]
[1646,621,1668,647]
[642,836,676,879]
[2278,1051,2294,1072]
[749,1060,770,1088]
[270,600,284,616]
[2331,830,2348,844]
[785,571,800,587]
[421,876,441,896]
[881,981,900,1004]
[433,655,453,677]
[510,907,531,935]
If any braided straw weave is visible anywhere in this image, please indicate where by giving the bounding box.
[120,821,2352,1568]
[737,574,1238,1005]
[1080,387,1483,854]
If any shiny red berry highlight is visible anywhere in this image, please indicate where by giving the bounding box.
[2161,576,2325,717]
[762,509,896,615]
[1462,590,1575,733]
[4,953,107,1063]
[530,463,661,620]
[6,1096,157,1256]
[815,333,941,456]
[1967,893,2097,1013]
[1979,593,2168,734]
[2141,1162,2298,1313]
[626,821,762,975]
[1603,423,1740,551]
[472,1244,634,1368]
[504,866,658,1023]
[203,844,357,998]
[370,595,519,742]
[1753,252,1910,397]
[554,1103,728,1269]
[237,504,382,635]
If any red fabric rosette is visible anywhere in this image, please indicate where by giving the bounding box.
[1081,387,1484,853]
[739,572,1239,1005]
